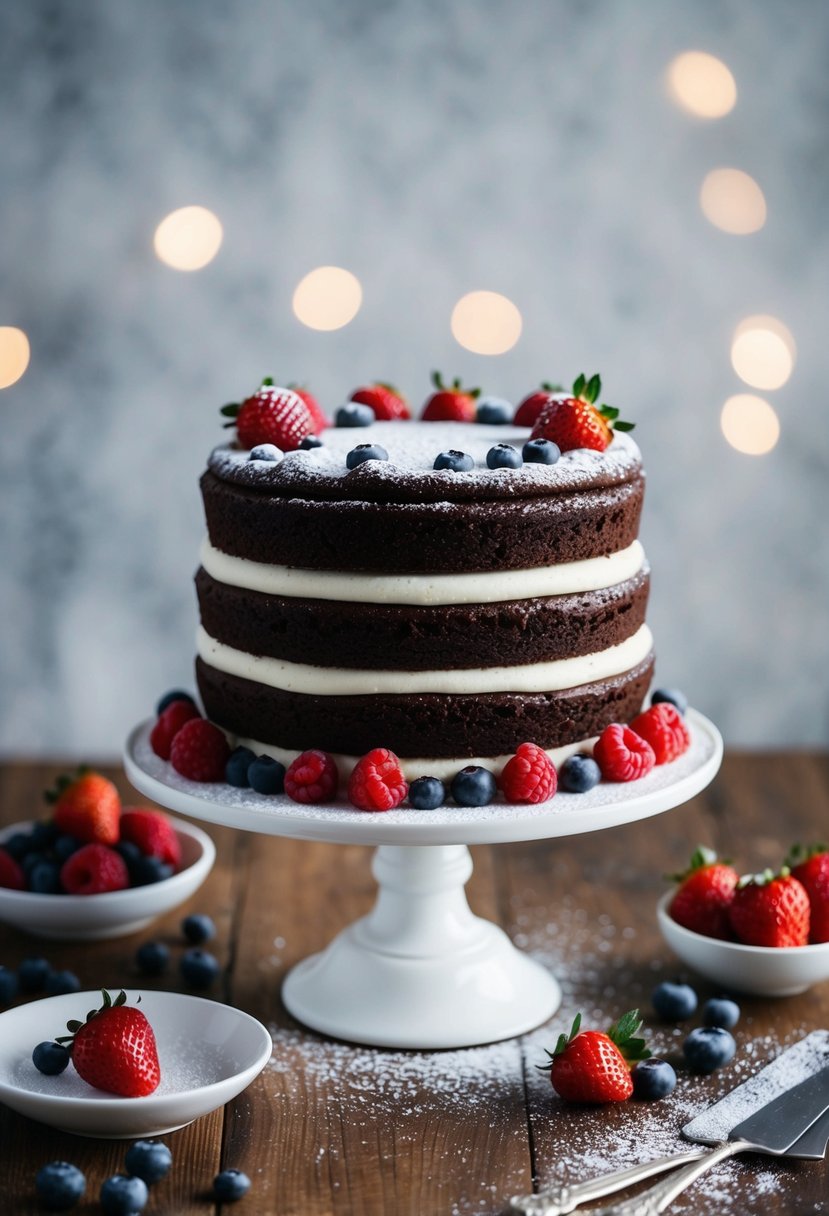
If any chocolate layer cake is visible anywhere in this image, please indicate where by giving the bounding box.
[195,421,654,777]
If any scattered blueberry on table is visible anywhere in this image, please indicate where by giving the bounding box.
[182,913,216,944]
[651,979,698,1021]
[135,941,170,976]
[632,1057,677,1100]
[0,965,19,1004]
[18,956,51,994]
[702,996,741,1030]
[100,1173,149,1215]
[124,1140,173,1185]
[180,947,220,989]
[213,1169,252,1202]
[35,1162,86,1210]
[683,1026,737,1074]
[44,970,81,996]
[32,1041,71,1076]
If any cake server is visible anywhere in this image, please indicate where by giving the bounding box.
[510,1029,829,1216]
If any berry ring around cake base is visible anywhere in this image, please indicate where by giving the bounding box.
[124,711,722,1049]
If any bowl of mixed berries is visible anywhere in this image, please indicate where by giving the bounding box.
[0,767,215,940]
[657,844,829,996]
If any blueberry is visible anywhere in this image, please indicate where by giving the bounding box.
[22,850,50,877]
[32,1041,71,1076]
[30,820,58,850]
[247,755,286,795]
[180,947,221,989]
[486,443,522,470]
[346,443,389,469]
[4,830,35,860]
[155,689,196,716]
[135,941,170,976]
[28,861,62,894]
[476,397,513,425]
[335,403,374,427]
[100,1173,149,1215]
[213,1169,252,1202]
[702,996,741,1030]
[18,956,51,994]
[450,766,497,807]
[559,754,601,793]
[115,840,144,877]
[225,746,256,788]
[651,688,689,715]
[433,449,474,472]
[408,776,446,810]
[124,1139,173,1185]
[54,834,83,863]
[683,1026,737,1074]
[248,443,281,462]
[182,913,216,944]
[0,965,19,1005]
[652,979,698,1021]
[522,438,561,465]
[35,1162,86,1210]
[133,855,174,886]
[299,434,324,449]
[632,1057,677,1100]
[44,970,81,996]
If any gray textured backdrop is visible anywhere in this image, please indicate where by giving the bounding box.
[2,0,828,757]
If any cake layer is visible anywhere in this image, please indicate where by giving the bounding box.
[195,654,655,758]
[195,566,650,670]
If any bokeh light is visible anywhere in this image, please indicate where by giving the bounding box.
[450,291,523,355]
[731,315,795,390]
[721,394,780,455]
[153,206,223,271]
[666,51,737,118]
[700,169,766,234]
[0,327,31,389]
[292,266,363,331]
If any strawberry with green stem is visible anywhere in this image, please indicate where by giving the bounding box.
[421,372,480,422]
[56,989,160,1097]
[787,843,829,943]
[220,377,314,450]
[514,381,564,427]
[729,867,810,947]
[539,1009,650,1103]
[350,382,411,421]
[531,373,634,453]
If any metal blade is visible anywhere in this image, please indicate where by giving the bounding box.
[728,1064,829,1152]
[682,1030,829,1146]
[786,1106,829,1160]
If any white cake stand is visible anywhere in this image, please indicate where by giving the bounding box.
[124,710,722,1049]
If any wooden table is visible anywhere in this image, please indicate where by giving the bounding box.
[1,755,827,1215]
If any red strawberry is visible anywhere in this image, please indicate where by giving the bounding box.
[57,989,160,1097]
[220,379,313,451]
[150,699,201,760]
[290,384,330,433]
[668,847,738,940]
[120,808,182,870]
[729,868,810,947]
[541,1009,649,1104]
[348,748,408,812]
[788,844,829,943]
[421,372,480,422]
[593,724,655,782]
[48,771,121,846]
[630,703,690,765]
[513,383,564,427]
[60,843,130,895]
[0,847,25,890]
[531,373,634,454]
[500,742,557,804]
[284,750,339,804]
[351,382,411,421]
[169,719,230,782]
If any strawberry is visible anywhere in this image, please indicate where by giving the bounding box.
[220,378,314,451]
[729,868,810,947]
[530,373,634,453]
[787,844,829,943]
[513,382,563,427]
[47,770,121,846]
[421,372,480,422]
[540,1009,649,1104]
[150,699,201,760]
[668,846,738,940]
[0,847,25,890]
[350,382,411,421]
[289,384,330,433]
[57,989,160,1097]
[630,703,691,765]
[60,843,130,895]
[120,808,182,870]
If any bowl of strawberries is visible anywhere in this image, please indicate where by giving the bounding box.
[0,769,215,940]
[657,844,829,996]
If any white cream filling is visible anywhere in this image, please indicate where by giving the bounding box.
[200,538,646,605]
[197,623,653,697]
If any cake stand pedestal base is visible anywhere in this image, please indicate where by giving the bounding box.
[282,844,560,1049]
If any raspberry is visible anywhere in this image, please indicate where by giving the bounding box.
[169,719,230,782]
[236,386,313,451]
[594,724,656,783]
[284,750,339,804]
[120,808,182,870]
[348,748,408,812]
[630,703,690,764]
[150,699,201,760]
[500,742,558,804]
[60,843,130,895]
[0,846,25,890]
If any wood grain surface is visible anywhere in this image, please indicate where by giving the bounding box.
[0,755,827,1215]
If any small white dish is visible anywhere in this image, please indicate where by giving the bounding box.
[0,818,215,940]
[657,891,829,996]
[0,990,272,1137]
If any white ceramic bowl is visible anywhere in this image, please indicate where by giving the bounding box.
[0,818,215,940]
[0,990,272,1137]
[657,891,829,996]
